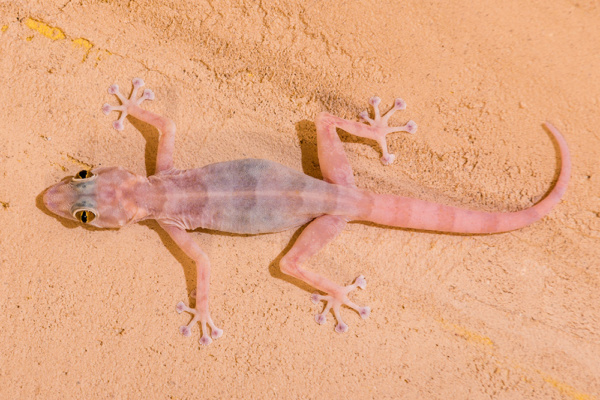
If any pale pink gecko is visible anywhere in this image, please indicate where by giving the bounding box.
[43,78,570,345]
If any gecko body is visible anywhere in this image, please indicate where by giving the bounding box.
[149,158,352,234]
[43,79,570,345]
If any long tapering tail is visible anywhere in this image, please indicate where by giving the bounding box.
[351,122,570,234]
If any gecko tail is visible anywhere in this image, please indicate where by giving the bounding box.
[354,122,570,234]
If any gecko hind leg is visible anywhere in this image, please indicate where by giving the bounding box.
[278,99,412,332]
[279,215,370,333]
[316,96,417,166]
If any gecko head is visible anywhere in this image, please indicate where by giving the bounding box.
[43,167,145,228]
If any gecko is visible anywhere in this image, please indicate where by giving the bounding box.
[43,78,570,345]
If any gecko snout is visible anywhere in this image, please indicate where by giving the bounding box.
[43,181,78,220]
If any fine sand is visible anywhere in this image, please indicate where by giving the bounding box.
[1,1,599,398]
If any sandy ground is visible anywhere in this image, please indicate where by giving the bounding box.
[1,0,599,398]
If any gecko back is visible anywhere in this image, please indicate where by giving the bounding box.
[152,158,349,234]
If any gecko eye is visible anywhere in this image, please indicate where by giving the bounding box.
[74,210,96,224]
[74,170,94,180]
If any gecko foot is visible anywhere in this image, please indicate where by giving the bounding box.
[176,301,223,346]
[358,96,417,165]
[310,275,371,333]
[102,77,155,131]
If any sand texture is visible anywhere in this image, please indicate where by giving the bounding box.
[1,0,599,398]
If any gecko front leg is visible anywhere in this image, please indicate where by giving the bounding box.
[161,223,223,345]
[103,80,221,344]
[103,78,176,172]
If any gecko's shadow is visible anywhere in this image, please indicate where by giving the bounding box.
[129,115,159,176]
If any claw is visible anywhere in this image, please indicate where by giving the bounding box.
[101,103,112,115]
[394,98,406,110]
[179,325,192,337]
[311,292,322,304]
[211,327,224,339]
[315,313,327,325]
[359,306,371,319]
[335,322,348,333]
[132,77,144,87]
[369,96,381,107]
[199,335,212,346]
[175,301,187,314]
[355,275,367,289]
[112,120,124,131]
[381,153,396,166]
[358,111,369,121]
[405,120,418,134]
[142,88,155,101]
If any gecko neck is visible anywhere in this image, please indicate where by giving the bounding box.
[122,174,166,224]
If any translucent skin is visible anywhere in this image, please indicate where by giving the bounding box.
[43,79,570,345]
